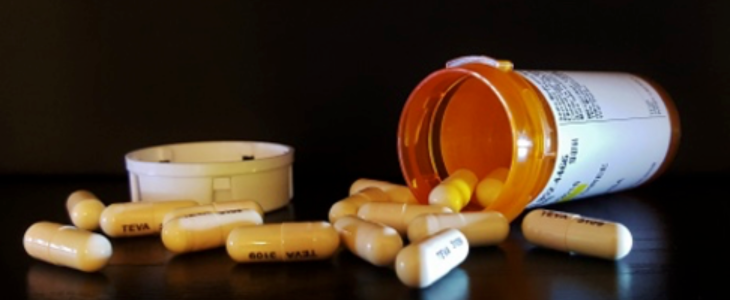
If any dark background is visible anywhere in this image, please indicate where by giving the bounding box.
[2,0,729,180]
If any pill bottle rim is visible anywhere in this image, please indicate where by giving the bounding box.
[397,61,681,222]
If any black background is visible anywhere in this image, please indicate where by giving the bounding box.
[2,0,729,180]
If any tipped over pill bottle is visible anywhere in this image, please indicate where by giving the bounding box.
[398,55,681,221]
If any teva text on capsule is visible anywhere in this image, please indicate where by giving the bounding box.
[24,222,112,272]
[162,208,262,253]
[334,216,403,267]
[329,187,389,223]
[100,200,197,238]
[357,202,453,235]
[521,209,633,260]
[429,169,478,212]
[66,190,106,231]
[407,211,509,246]
[350,178,418,203]
[396,228,469,288]
[162,199,264,225]
[227,222,340,263]
[475,168,509,208]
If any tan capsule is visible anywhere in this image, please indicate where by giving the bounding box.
[350,178,418,203]
[227,222,340,263]
[357,202,453,235]
[66,190,106,231]
[24,222,112,272]
[334,216,403,267]
[407,211,509,246]
[395,228,469,288]
[475,168,509,208]
[162,208,262,253]
[521,209,633,260]
[99,200,197,238]
[162,200,264,225]
[328,187,389,223]
[429,169,478,212]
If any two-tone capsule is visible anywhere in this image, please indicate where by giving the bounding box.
[24,222,112,272]
[357,202,453,235]
[521,209,633,260]
[329,187,389,223]
[475,168,509,208]
[395,228,469,288]
[428,169,478,212]
[162,200,264,225]
[100,200,198,237]
[66,190,106,231]
[350,179,418,203]
[162,209,263,253]
[407,211,509,246]
[334,216,403,267]
[227,222,340,263]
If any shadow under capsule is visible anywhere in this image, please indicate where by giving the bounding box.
[27,263,112,300]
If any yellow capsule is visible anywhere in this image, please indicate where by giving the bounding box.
[328,187,389,223]
[357,202,453,235]
[350,178,418,203]
[407,211,509,246]
[66,190,106,231]
[227,222,340,263]
[99,200,197,238]
[475,168,509,208]
[334,216,403,267]
[162,200,264,225]
[428,169,478,212]
[162,208,262,253]
[24,222,112,272]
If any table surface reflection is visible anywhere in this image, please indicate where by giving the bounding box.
[2,174,722,300]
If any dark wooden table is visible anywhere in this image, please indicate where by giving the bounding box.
[1,173,722,299]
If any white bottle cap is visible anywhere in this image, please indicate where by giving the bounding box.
[125,141,294,212]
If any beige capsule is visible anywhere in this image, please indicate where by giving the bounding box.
[407,211,509,246]
[162,200,264,225]
[24,222,112,272]
[334,216,403,267]
[227,222,340,263]
[328,187,389,223]
[99,200,198,237]
[66,190,106,231]
[349,178,418,203]
[357,202,453,235]
[162,208,262,253]
[475,168,509,208]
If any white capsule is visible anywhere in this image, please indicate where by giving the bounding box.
[24,222,112,272]
[395,228,469,288]
[475,168,509,208]
[521,209,633,260]
[407,211,509,246]
[334,216,403,267]
[329,187,389,223]
[66,190,106,231]
[350,178,418,203]
[162,209,263,253]
[227,222,340,263]
[357,202,453,235]
[428,169,478,212]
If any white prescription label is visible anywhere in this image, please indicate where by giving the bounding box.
[517,71,672,208]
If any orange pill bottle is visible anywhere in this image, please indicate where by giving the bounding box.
[397,56,681,221]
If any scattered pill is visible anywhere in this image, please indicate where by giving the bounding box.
[428,169,478,212]
[395,228,469,288]
[162,200,264,225]
[350,178,418,203]
[521,209,633,260]
[357,202,453,235]
[407,211,509,246]
[24,221,112,272]
[334,216,403,267]
[162,208,262,254]
[227,222,340,263]
[99,200,198,238]
[66,190,106,231]
[329,187,389,223]
[475,168,509,208]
